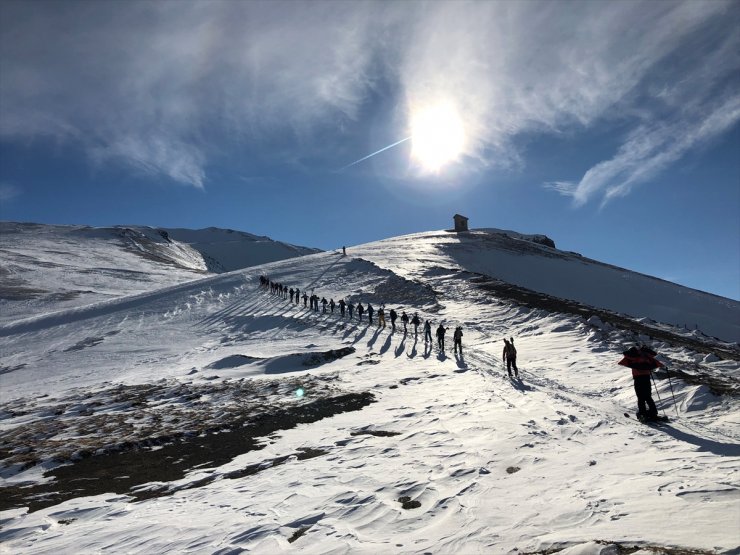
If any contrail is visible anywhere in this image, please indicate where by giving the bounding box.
[339,136,410,171]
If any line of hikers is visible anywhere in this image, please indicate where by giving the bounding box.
[258,275,465,355]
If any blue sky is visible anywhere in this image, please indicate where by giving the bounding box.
[1,0,739,300]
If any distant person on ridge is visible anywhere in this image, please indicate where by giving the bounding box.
[348,301,354,319]
[343,246,346,256]
[424,320,433,343]
[453,326,463,356]
[321,297,328,313]
[389,309,397,332]
[302,292,308,307]
[503,338,518,378]
[411,313,421,338]
[339,298,346,317]
[330,299,335,313]
[367,303,374,325]
[357,303,364,322]
[378,306,386,328]
[294,288,300,304]
[289,288,295,303]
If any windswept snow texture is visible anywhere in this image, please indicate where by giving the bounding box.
[0,222,319,324]
[357,229,740,344]
[1,228,739,554]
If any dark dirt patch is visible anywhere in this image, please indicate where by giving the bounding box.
[63,330,120,353]
[523,541,718,554]
[0,392,374,513]
[398,496,421,509]
[303,347,356,366]
[357,359,381,366]
[288,526,312,543]
[506,466,521,474]
[350,430,400,437]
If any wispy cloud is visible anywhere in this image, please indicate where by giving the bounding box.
[0,182,21,202]
[0,0,737,197]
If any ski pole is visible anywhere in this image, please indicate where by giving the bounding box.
[649,371,668,418]
[665,366,680,418]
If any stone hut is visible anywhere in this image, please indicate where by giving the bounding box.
[453,214,469,232]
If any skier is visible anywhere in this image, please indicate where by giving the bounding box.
[453,326,463,356]
[411,313,421,338]
[357,303,364,322]
[339,298,346,317]
[389,309,397,332]
[378,306,386,328]
[436,324,447,351]
[424,320,432,343]
[401,312,410,336]
[503,338,518,378]
[367,304,374,325]
[619,345,662,422]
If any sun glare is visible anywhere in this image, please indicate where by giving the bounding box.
[410,101,465,172]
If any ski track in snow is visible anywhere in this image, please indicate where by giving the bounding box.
[1,231,739,554]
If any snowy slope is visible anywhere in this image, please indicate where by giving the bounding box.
[0,222,319,324]
[354,229,740,344]
[161,227,321,272]
[1,228,738,554]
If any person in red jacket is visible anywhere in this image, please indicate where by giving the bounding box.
[619,345,662,422]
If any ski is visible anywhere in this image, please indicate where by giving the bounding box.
[624,412,670,424]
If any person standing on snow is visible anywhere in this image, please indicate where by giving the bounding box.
[357,303,364,322]
[321,297,328,313]
[330,299,335,313]
[619,345,662,422]
[424,320,433,343]
[453,326,463,356]
[411,313,421,338]
[389,309,398,332]
[367,303,374,325]
[436,323,448,351]
[348,301,354,320]
[339,298,346,317]
[378,306,386,328]
[503,338,518,378]
[401,311,410,335]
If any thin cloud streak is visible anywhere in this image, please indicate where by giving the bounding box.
[0,0,737,199]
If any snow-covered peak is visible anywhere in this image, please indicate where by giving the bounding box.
[0,222,319,324]
[350,228,740,343]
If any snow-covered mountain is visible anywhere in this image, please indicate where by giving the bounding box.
[0,222,319,324]
[1,227,738,554]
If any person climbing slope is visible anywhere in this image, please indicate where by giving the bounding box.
[453,326,463,356]
[619,345,662,422]
[436,323,447,351]
[503,338,518,378]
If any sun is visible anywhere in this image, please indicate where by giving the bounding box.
[410,101,465,172]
